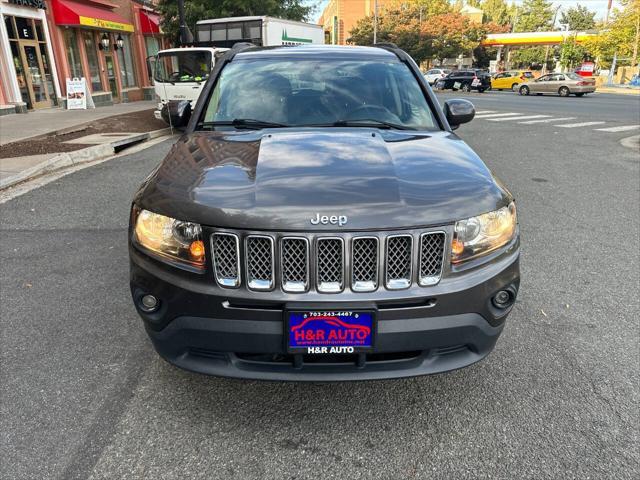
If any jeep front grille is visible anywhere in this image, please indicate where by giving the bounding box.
[210,229,446,293]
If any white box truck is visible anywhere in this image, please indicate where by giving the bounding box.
[195,16,325,47]
[153,16,324,125]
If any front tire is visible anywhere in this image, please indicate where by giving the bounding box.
[559,86,570,97]
[519,85,530,96]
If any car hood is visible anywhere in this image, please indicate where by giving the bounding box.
[135,128,511,230]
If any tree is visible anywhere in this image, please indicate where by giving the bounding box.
[514,0,555,32]
[156,0,312,41]
[560,5,596,31]
[586,0,640,67]
[481,0,512,26]
[559,35,587,68]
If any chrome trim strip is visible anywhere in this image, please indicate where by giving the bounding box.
[210,232,241,289]
[316,236,345,293]
[384,234,413,290]
[245,234,275,291]
[418,231,446,287]
[280,236,310,293]
[351,236,379,293]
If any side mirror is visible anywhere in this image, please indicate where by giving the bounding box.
[161,100,192,128]
[444,99,475,130]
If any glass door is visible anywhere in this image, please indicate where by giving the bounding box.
[19,41,51,109]
[104,55,119,102]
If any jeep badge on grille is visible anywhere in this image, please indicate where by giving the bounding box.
[310,213,348,226]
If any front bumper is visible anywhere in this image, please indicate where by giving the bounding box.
[130,236,520,381]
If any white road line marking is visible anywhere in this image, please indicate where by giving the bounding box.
[594,125,640,133]
[475,110,497,114]
[555,121,606,128]
[487,115,551,122]
[518,117,576,124]
[474,112,522,119]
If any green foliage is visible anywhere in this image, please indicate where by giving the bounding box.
[514,0,554,32]
[559,35,587,68]
[156,0,313,41]
[510,46,547,68]
[585,0,640,67]
[481,0,512,26]
[560,5,596,31]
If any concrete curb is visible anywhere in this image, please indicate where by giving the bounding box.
[597,86,640,96]
[0,128,171,190]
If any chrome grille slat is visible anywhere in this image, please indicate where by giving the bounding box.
[246,235,274,291]
[385,235,413,290]
[419,232,445,286]
[352,237,378,292]
[316,238,344,293]
[211,233,240,288]
[281,237,309,293]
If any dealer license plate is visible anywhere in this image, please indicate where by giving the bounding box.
[287,310,374,354]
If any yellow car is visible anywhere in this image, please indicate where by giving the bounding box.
[491,71,535,92]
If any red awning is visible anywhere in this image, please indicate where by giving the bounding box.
[52,0,134,32]
[139,10,161,35]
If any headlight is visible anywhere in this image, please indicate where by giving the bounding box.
[133,208,205,269]
[452,202,517,264]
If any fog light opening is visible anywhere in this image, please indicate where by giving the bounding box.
[140,294,159,312]
[492,290,514,309]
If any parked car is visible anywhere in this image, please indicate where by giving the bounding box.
[424,68,451,85]
[129,44,520,381]
[491,70,535,91]
[518,72,596,97]
[435,69,491,92]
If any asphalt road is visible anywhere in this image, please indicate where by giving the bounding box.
[1,92,639,480]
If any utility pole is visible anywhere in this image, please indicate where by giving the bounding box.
[373,0,378,44]
[605,0,612,24]
[177,0,192,46]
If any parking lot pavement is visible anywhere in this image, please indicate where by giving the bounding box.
[1,95,639,479]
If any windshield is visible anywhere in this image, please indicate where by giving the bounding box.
[154,51,212,83]
[201,58,438,130]
[566,72,582,80]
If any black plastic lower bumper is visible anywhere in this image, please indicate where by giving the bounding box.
[147,312,504,381]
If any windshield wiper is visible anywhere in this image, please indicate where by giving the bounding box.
[198,119,289,130]
[304,119,415,130]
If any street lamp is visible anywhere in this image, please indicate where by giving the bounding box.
[116,34,125,50]
[99,33,110,50]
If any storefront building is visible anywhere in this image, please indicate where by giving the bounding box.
[46,0,167,108]
[0,0,61,115]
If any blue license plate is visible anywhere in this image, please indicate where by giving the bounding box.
[287,310,374,354]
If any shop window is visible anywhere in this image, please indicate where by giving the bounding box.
[64,29,84,79]
[145,36,161,81]
[14,17,35,40]
[34,19,45,42]
[116,34,136,88]
[82,31,103,91]
[5,16,17,39]
[10,41,31,109]
[39,43,58,105]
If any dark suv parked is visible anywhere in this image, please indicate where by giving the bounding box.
[129,44,520,381]
[435,69,491,92]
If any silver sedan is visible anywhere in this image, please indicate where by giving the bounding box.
[518,72,596,97]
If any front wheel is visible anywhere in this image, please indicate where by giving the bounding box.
[559,86,570,97]
[519,85,530,96]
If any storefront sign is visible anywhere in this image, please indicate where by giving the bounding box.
[79,16,134,32]
[66,77,87,110]
[8,0,46,9]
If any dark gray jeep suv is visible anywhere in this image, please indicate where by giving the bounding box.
[129,44,520,381]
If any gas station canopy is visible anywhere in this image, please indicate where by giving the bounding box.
[481,31,597,47]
